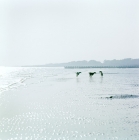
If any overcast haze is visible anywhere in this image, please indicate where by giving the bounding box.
[0,0,139,66]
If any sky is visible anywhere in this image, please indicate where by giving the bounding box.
[0,0,139,66]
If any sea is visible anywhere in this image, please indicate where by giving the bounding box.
[0,67,139,140]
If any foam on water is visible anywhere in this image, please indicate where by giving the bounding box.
[0,67,139,140]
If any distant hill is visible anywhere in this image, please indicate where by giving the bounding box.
[44,58,139,67]
[103,58,139,66]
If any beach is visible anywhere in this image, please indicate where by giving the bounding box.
[0,67,139,140]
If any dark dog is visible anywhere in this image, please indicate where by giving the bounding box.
[89,72,96,76]
[76,72,81,77]
[99,71,103,76]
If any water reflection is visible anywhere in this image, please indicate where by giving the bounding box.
[76,78,80,83]
[89,77,94,82]
[100,77,103,83]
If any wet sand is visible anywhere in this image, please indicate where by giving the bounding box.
[0,73,139,140]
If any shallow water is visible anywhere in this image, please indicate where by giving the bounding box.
[0,67,139,140]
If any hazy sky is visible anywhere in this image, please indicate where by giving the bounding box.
[0,0,139,66]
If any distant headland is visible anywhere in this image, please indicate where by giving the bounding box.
[23,58,139,68]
